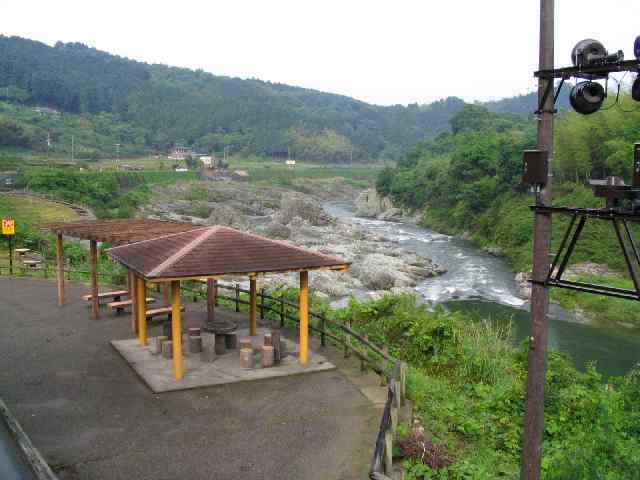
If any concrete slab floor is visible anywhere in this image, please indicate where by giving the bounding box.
[0,277,379,480]
[112,327,335,393]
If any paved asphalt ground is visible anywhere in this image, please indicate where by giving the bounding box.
[0,277,378,479]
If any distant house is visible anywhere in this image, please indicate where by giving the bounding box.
[33,107,61,117]
[168,146,193,160]
[199,156,213,168]
[174,167,189,172]
[0,171,18,188]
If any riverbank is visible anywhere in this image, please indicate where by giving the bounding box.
[337,293,640,479]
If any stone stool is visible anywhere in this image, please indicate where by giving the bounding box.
[240,348,253,369]
[261,345,275,368]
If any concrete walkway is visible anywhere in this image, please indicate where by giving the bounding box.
[0,277,379,480]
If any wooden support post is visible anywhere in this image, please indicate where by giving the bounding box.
[56,233,65,306]
[235,283,240,312]
[299,270,309,365]
[207,278,216,324]
[171,280,184,380]
[136,276,147,345]
[129,270,138,334]
[249,275,257,336]
[163,283,171,304]
[90,240,99,320]
[259,288,265,320]
[214,279,218,306]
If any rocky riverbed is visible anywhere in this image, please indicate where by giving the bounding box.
[140,178,446,299]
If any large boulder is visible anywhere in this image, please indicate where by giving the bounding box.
[277,195,333,226]
[262,222,291,239]
[355,188,394,218]
[351,254,414,290]
[205,204,247,229]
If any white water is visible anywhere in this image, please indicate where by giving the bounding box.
[325,202,640,377]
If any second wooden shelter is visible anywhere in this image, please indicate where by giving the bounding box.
[41,219,202,320]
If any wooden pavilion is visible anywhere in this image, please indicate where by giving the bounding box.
[41,219,202,321]
[106,226,350,379]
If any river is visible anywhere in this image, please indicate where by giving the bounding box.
[325,202,640,377]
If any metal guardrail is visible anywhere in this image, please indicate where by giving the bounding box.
[2,265,408,478]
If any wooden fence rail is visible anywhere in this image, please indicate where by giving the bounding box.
[1,263,408,478]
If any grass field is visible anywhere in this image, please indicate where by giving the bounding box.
[0,193,82,256]
[0,194,82,225]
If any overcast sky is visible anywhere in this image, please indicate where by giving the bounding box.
[1,1,639,106]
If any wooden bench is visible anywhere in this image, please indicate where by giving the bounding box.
[107,298,155,314]
[82,290,129,304]
[21,260,41,269]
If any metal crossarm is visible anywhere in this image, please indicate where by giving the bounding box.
[530,205,640,300]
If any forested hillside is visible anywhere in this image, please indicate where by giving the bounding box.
[377,96,640,325]
[0,36,471,161]
[377,97,640,265]
[0,35,561,162]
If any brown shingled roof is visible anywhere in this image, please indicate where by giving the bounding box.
[40,219,202,245]
[106,226,350,280]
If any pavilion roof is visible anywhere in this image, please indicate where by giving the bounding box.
[40,219,202,245]
[106,226,349,281]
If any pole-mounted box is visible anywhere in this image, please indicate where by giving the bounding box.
[522,150,549,186]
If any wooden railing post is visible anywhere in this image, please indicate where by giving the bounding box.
[345,319,352,358]
[235,283,240,312]
[384,430,393,477]
[280,298,285,327]
[320,314,326,347]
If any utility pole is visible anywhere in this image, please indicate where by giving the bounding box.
[115,143,121,169]
[522,1,554,479]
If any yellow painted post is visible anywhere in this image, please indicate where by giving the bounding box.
[249,275,257,336]
[90,240,99,320]
[299,270,309,365]
[136,276,147,345]
[129,270,138,334]
[171,280,184,380]
[56,233,65,306]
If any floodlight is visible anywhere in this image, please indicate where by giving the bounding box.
[571,39,623,68]
[569,81,606,115]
